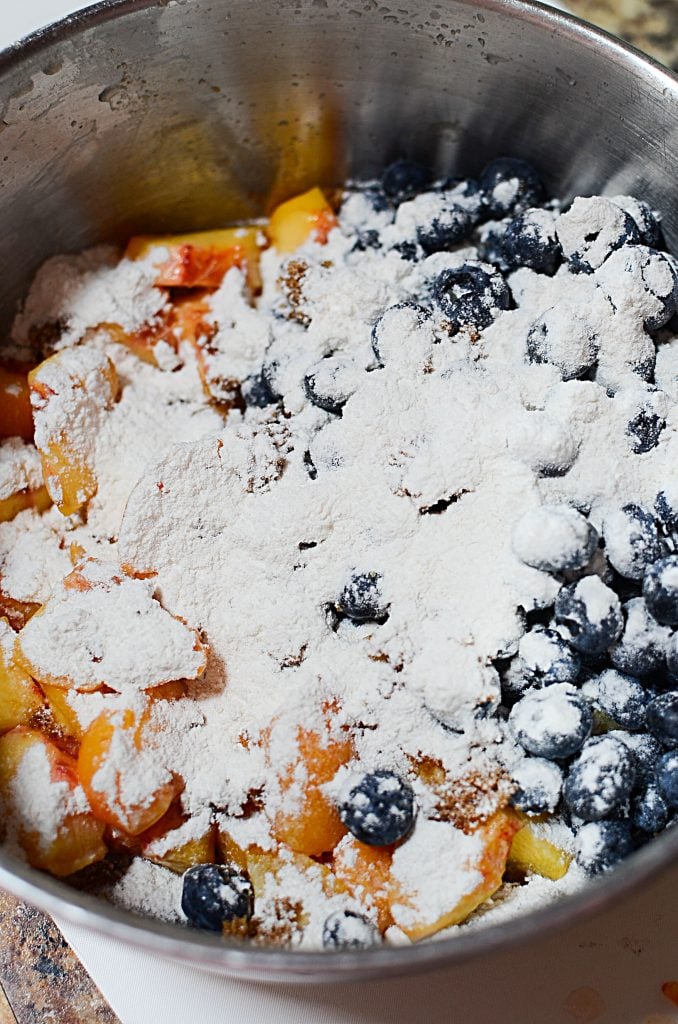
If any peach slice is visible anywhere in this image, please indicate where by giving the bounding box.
[77,705,182,835]
[388,810,521,941]
[126,227,263,292]
[0,618,43,735]
[0,438,51,524]
[333,833,394,932]
[28,347,119,516]
[507,820,572,880]
[141,807,216,874]
[17,559,207,695]
[267,705,353,857]
[267,187,338,253]
[0,365,34,441]
[0,726,106,876]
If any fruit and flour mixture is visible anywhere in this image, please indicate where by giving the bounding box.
[1,157,678,951]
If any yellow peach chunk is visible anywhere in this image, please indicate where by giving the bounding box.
[0,726,106,876]
[141,807,216,874]
[333,834,393,932]
[126,227,263,292]
[508,821,572,881]
[0,365,34,441]
[0,486,51,525]
[267,704,353,857]
[389,810,521,941]
[40,683,83,741]
[267,187,337,253]
[0,619,43,734]
[77,705,183,835]
[28,347,119,516]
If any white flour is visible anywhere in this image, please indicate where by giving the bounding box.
[1,178,677,947]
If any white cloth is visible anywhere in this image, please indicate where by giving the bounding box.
[7,4,678,1024]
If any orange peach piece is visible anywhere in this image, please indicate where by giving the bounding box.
[141,809,216,874]
[0,366,34,440]
[389,810,521,941]
[267,187,338,253]
[28,349,119,516]
[126,227,263,292]
[77,706,182,835]
[507,821,572,880]
[0,592,40,632]
[269,716,353,857]
[333,834,394,932]
[0,726,106,876]
[0,620,43,734]
[0,485,51,525]
[40,683,83,741]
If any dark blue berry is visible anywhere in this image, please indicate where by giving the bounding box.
[322,909,381,949]
[517,627,581,686]
[643,555,678,626]
[619,731,662,787]
[339,770,415,846]
[646,691,678,748]
[603,504,665,580]
[371,302,432,364]
[526,308,598,381]
[556,197,640,274]
[479,222,512,273]
[575,820,634,873]
[360,184,391,214]
[501,208,562,275]
[304,355,360,414]
[657,750,678,808]
[391,240,421,261]
[510,757,563,815]
[608,598,669,676]
[564,735,635,821]
[512,505,598,573]
[479,157,543,219]
[416,201,474,253]
[181,864,254,931]
[632,784,669,833]
[241,370,279,408]
[654,489,678,531]
[614,196,663,248]
[432,261,510,330]
[581,669,648,731]
[509,683,592,760]
[336,572,389,623]
[627,408,666,454]
[554,577,623,656]
[352,229,382,253]
[382,159,429,203]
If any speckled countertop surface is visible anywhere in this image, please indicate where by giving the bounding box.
[0,2,677,1022]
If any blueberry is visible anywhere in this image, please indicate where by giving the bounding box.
[526,306,599,381]
[512,505,598,573]
[657,750,678,808]
[632,784,669,833]
[478,157,543,219]
[655,488,678,531]
[501,208,562,275]
[596,246,678,331]
[479,221,512,273]
[612,195,662,248]
[382,159,429,203]
[432,261,510,330]
[626,408,666,454]
[554,576,623,655]
[509,683,592,760]
[517,627,581,686]
[336,572,389,623]
[391,240,422,261]
[181,864,254,931]
[574,820,634,873]
[352,229,382,253]
[643,555,678,626]
[339,770,415,846]
[608,597,670,676]
[322,909,381,949]
[499,656,532,706]
[304,355,361,414]
[667,634,678,680]
[564,735,636,821]
[361,184,391,214]
[416,201,475,253]
[556,196,640,274]
[510,757,563,815]
[646,691,678,748]
[371,302,433,364]
[581,669,648,730]
[602,504,665,581]
[241,370,279,408]
[618,731,662,786]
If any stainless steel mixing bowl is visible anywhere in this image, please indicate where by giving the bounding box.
[0,0,677,983]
